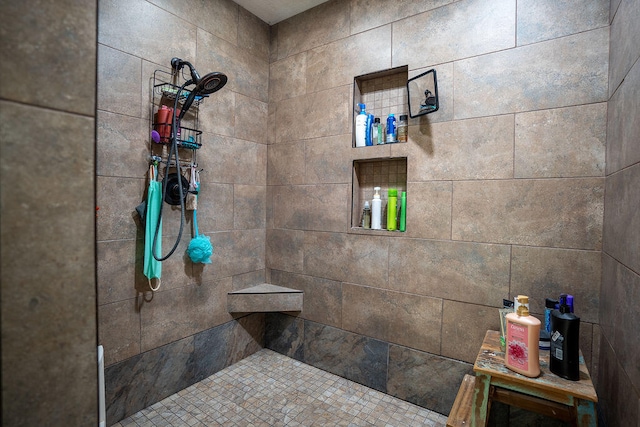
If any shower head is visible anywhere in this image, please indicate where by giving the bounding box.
[171,57,228,119]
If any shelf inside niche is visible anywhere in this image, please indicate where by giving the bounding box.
[353,66,409,148]
[351,157,407,231]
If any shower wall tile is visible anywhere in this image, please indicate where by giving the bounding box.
[271,270,342,328]
[388,239,510,306]
[198,90,236,137]
[306,184,350,232]
[97,111,149,177]
[196,183,234,232]
[266,229,305,274]
[275,85,351,143]
[154,234,194,291]
[599,254,618,343]
[99,0,196,67]
[610,0,622,23]
[608,0,640,96]
[275,0,350,60]
[516,0,609,46]
[96,176,144,241]
[349,0,454,35]
[596,337,640,427]
[228,313,265,365]
[306,25,392,93]
[235,93,268,144]
[234,184,266,230]
[1,100,96,425]
[198,135,266,185]
[238,7,270,61]
[452,178,604,250]
[97,239,144,306]
[606,59,640,174]
[604,164,640,274]
[269,52,307,103]
[105,335,196,425]
[510,246,601,323]
[304,321,388,392]
[231,269,266,291]
[305,134,352,184]
[441,301,501,363]
[392,0,515,69]
[197,28,269,103]
[192,321,235,381]
[342,283,442,354]
[304,232,389,288]
[271,183,349,233]
[147,0,239,46]
[405,115,514,181]
[403,181,452,240]
[265,313,305,361]
[454,27,609,119]
[99,299,141,366]
[97,45,142,117]
[206,229,266,280]
[387,345,473,415]
[0,0,96,114]
[600,255,640,391]
[140,277,233,351]
[515,103,607,178]
[268,142,306,185]
[272,185,311,230]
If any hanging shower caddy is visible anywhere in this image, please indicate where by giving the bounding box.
[149,68,205,171]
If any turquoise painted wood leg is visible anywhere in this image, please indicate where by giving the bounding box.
[575,399,597,427]
[471,373,491,427]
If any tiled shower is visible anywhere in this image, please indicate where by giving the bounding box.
[1,0,639,426]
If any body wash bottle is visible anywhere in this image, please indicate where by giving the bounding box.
[505,296,541,377]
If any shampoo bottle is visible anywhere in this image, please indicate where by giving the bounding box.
[387,188,397,231]
[355,103,367,147]
[550,302,580,380]
[386,114,396,143]
[371,187,382,230]
[505,296,541,377]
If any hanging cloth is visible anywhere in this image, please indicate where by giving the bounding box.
[144,164,162,289]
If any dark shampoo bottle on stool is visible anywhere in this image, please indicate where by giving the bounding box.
[550,303,580,381]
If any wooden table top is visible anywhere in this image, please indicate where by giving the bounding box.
[473,330,597,403]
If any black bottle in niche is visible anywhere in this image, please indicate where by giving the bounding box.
[550,303,580,381]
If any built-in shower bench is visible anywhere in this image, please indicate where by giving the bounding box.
[227,283,303,313]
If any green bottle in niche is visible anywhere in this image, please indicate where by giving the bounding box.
[387,188,397,231]
[399,191,406,232]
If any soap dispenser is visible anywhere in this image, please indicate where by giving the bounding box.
[505,295,541,377]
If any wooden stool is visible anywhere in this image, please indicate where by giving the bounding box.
[466,330,598,426]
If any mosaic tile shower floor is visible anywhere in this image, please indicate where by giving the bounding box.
[112,349,448,427]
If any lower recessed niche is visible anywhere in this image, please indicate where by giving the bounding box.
[351,157,407,232]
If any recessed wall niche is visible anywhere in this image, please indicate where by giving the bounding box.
[351,157,408,231]
[352,66,409,148]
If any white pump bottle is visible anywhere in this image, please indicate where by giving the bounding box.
[371,187,382,230]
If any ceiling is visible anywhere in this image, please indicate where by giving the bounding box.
[234,0,331,25]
